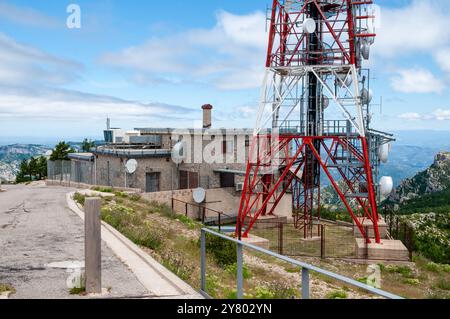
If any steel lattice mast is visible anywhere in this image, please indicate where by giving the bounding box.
[236,0,392,244]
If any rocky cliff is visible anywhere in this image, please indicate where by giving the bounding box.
[388,152,450,204]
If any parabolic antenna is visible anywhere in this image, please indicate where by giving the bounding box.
[336,73,352,88]
[378,143,391,163]
[380,176,394,196]
[302,18,316,34]
[172,141,186,165]
[361,40,370,60]
[125,159,138,174]
[361,88,373,105]
[193,187,206,204]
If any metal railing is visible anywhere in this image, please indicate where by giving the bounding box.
[200,227,403,299]
[171,198,236,232]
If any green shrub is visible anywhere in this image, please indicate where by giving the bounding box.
[130,194,142,202]
[435,278,450,291]
[225,263,252,279]
[176,215,197,229]
[73,193,86,205]
[92,187,113,193]
[326,290,348,299]
[202,232,236,267]
[251,282,298,299]
[403,278,420,286]
[425,262,442,273]
[101,204,162,250]
[386,265,414,278]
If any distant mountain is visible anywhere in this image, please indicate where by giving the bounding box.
[388,152,450,206]
[0,144,51,182]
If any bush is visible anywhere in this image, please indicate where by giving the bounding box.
[92,187,113,193]
[202,232,236,267]
[101,204,162,250]
[326,290,348,299]
[225,263,252,279]
[73,193,86,206]
[403,278,420,286]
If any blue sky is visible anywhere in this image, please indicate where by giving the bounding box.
[0,0,449,141]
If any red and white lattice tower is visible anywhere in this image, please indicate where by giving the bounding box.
[236,0,393,244]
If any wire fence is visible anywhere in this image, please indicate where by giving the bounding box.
[47,160,94,185]
[251,220,412,261]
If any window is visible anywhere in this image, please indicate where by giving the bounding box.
[220,173,235,188]
[222,140,234,155]
[145,173,160,193]
[179,170,199,190]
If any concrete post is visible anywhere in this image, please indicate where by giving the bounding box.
[84,197,102,294]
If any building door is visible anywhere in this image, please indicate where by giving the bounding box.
[220,172,235,188]
[145,173,160,193]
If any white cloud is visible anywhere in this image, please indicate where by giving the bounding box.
[0,86,194,121]
[101,10,267,90]
[432,108,450,120]
[375,0,450,58]
[0,33,81,86]
[390,68,445,94]
[434,49,450,74]
[0,1,59,28]
[398,108,450,121]
[398,112,422,120]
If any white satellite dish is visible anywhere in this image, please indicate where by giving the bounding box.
[378,143,391,163]
[193,187,206,204]
[336,73,352,88]
[125,159,138,174]
[361,40,370,60]
[172,141,186,165]
[379,176,394,196]
[302,18,316,34]
[361,88,373,104]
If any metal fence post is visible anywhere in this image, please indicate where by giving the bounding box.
[237,242,244,299]
[278,222,283,255]
[200,229,206,292]
[320,224,325,259]
[218,213,221,232]
[301,268,310,299]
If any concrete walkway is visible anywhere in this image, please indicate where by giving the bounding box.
[0,184,199,299]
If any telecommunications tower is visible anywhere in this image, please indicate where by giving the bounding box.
[236,0,394,243]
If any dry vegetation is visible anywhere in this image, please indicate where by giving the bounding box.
[74,191,449,299]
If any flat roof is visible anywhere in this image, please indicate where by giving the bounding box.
[135,128,255,135]
[68,153,94,161]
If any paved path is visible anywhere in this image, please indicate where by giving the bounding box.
[0,184,149,299]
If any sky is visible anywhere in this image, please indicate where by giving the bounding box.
[0,0,449,142]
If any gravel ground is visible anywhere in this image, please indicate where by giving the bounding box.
[0,183,148,299]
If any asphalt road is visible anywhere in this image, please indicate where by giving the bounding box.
[0,183,148,299]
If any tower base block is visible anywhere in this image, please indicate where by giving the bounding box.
[353,217,388,239]
[355,238,410,261]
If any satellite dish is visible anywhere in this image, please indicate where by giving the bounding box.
[380,176,394,196]
[125,159,138,174]
[172,141,186,165]
[378,143,391,163]
[361,88,373,104]
[336,73,352,88]
[302,18,316,34]
[193,187,206,204]
[361,40,370,60]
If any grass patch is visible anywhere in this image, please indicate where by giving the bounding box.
[0,284,15,294]
[435,278,450,291]
[69,287,86,295]
[91,186,113,193]
[202,232,236,267]
[225,263,252,279]
[101,204,163,250]
[425,262,450,273]
[403,278,420,286]
[385,265,414,278]
[73,192,86,206]
[326,290,348,299]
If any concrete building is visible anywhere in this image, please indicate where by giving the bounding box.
[70,105,253,193]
